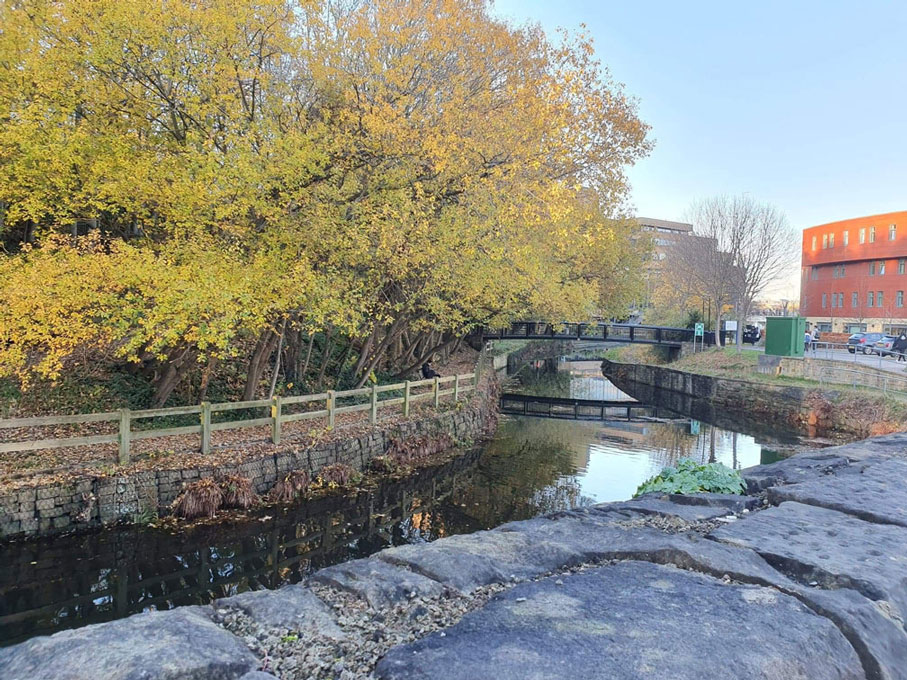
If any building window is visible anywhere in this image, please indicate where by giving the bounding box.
[831,293,836,308]
[841,264,846,277]
[870,262,876,276]
[843,230,849,246]
[839,293,845,307]
[822,234,827,249]
[880,261,886,275]
[870,226,876,243]
[900,259,905,275]
[868,291,874,307]
[852,292,858,307]
[877,291,884,307]
[898,291,904,308]
[811,236,817,250]
[890,224,897,241]
[811,267,818,280]
[829,233,835,247]
[860,228,866,244]
[822,293,827,308]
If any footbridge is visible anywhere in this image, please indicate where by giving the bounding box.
[484,321,732,348]
[500,393,670,422]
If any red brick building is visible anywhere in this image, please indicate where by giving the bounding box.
[801,210,907,334]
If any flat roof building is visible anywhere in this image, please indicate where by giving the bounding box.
[800,210,907,334]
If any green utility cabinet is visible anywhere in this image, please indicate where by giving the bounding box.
[765,316,806,357]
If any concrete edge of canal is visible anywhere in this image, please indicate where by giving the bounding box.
[3,432,907,679]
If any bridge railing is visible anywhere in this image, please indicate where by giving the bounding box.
[484,322,734,346]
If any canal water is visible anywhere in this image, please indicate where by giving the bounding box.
[0,359,800,644]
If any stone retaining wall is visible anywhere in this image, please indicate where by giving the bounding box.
[0,381,499,542]
[602,359,843,437]
[777,355,907,390]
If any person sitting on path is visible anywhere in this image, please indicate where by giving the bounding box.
[421,362,441,379]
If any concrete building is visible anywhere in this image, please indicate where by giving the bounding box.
[800,210,907,334]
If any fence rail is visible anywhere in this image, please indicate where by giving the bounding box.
[0,372,477,464]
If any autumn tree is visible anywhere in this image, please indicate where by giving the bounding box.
[0,0,652,406]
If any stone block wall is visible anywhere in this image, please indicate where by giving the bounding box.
[601,359,840,438]
[778,356,907,391]
[0,384,498,542]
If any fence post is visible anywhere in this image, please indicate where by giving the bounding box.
[403,381,411,417]
[201,402,212,454]
[326,390,335,428]
[370,384,378,424]
[118,409,131,465]
[454,374,460,402]
[271,396,282,444]
[433,376,440,408]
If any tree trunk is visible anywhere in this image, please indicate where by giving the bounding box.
[268,319,288,399]
[300,332,314,385]
[352,324,380,378]
[393,335,458,380]
[151,345,197,407]
[198,356,218,403]
[315,327,335,389]
[353,318,408,388]
[243,327,280,401]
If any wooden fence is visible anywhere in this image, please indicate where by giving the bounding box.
[0,373,477,465]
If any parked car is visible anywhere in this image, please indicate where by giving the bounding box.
[874,335,899,357]
[847,332,883,354]
[742,325,762,344]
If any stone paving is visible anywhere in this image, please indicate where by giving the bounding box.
[3,435,907,679]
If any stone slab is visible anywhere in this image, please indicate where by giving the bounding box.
[310,558,447,609]
[741,452,850,492]
[710,501,907,621]
[217,584,343,638]
[660,492,762,511]
[767,458,907,528]
[375,561,864,680]
[0,606,257,680]
[589,498,737,523]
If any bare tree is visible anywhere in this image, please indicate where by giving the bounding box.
[670,195,796,347]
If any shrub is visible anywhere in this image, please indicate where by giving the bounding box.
[386,432,454,467]
[267,470,311,503]
[218,474,258,509]
[367,455,399,475]
[318,463,355,487]
[171,478,224,519]
[634,459,746,497]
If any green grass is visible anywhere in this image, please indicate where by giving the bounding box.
[488,340,531,356]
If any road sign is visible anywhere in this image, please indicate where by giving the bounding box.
[694,323,704,337]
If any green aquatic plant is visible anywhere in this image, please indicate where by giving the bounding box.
[633,458,746,497]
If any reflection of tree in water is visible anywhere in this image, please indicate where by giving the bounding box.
[642,422,698,467]
[433,418,594,529]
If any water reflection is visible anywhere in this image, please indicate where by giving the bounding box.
[0,358,798,644]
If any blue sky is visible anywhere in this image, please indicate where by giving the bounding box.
[493,0,907,297]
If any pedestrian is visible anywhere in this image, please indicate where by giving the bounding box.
[811,327,820,352]
[421,362,441,379]
[894,333,907,362]
[804,329,812,354]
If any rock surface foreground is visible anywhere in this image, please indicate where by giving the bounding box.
[4,434,907,679]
